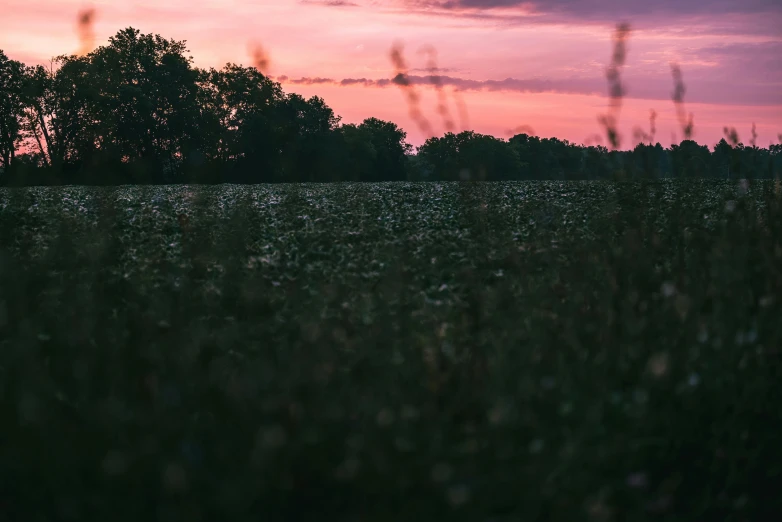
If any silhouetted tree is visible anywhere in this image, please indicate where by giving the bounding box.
[508,133,536,179]
[336,123,378,182]
[671,139,711,178]
[276,94,341,183]
[770,143,782,179]
[3,27,780,185]
[0,50,26,173]
[87,28,204,182]
[196,63,286,182]
[21,56,103,181]
[418,131,522,181]
[336,118,411,182]
[581,144,611,180]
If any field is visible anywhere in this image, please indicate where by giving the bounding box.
[1,180,781,521]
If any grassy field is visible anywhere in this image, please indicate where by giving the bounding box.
[1,180,781,521]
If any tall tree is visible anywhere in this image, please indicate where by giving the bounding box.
[22,56,100,176]
[336,118,412,182]
[357,117,412,182]
[87,27,203,180]
[276,94,341,182]
[197,63,286,182]
[671,139,711,178]
[416,132,461,181]
[418,131,521,181]
[508,133,541,179]
[0,50,27,172]
[336,123,378,182]
[713,138,735,179]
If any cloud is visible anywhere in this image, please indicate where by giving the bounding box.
[426,74,599,94]
[410,66,461,73]
[275,73,605,95]
[399,0,782,35]
[340,77,395,86]
[411,0,781,17]
[274,68,781,106]
[695,41,782,82]
[275,75,338,84]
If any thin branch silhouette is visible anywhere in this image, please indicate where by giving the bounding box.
[649,109,657,144]
[633,109,657,146]
[598,23,631,150]
[724,126,740,147]
[390,42,433,137]
[452,88,470,132]
[249,43,271,75]
[419,45,455,134]
[632,110,657,146]
[632,126,648,145]
[77,7,96,56]
[671,63,694,140]
[584,134,604,146]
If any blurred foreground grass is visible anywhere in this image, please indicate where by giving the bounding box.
[1,180,781,521]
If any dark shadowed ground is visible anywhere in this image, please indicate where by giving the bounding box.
[1,179,781,521]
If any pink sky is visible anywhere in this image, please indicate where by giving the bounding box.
[2,0,781,149]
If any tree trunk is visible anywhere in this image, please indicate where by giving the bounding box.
[27,111,49,167]
[0,124,9,169]
[36,108,55,164]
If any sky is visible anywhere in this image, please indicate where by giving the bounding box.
[1,0,781,149]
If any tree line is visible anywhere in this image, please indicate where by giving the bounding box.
[1,27,780,186]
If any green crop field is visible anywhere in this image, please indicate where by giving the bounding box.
[1,180,781,521]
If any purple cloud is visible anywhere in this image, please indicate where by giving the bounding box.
[413,0,781,17]
[400,0,782,35]
[276,70,781,105]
